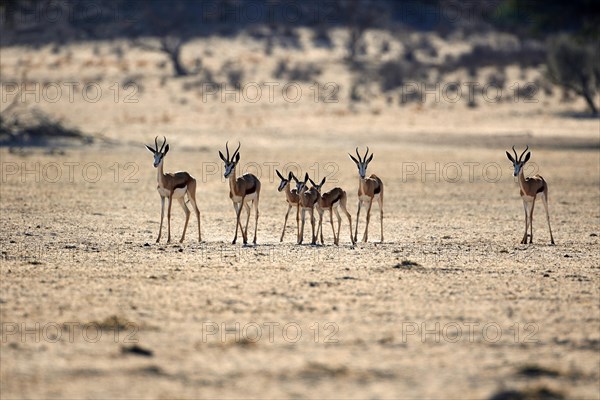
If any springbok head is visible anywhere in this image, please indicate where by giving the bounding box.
[219,141,241,178]
[348,147,374,179]
[145,136,169,168]
[295,173,310,194]
[276,170,296,192]
[506,145,531,177]
[308,177,326,193]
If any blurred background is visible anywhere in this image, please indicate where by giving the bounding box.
[0,0,598,147]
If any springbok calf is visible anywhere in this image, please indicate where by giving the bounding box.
[145,136,201,243]
[295,173,319,245]
[348,147,384,243]
[219,142,261,245]
[506,145,555,245]
[276,170,300,242]
[309,177,355,246]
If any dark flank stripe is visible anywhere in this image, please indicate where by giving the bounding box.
[374,183,381,194]
[174,182,188,190]
[245,181,256,195]
[331,193,341,204]
[536,186,544,193]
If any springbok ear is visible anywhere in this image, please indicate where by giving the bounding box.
[288,171,293,180]
[276,170,285,180]
[366,154,374,164]
[308,178,317,187]
[145,145,156,154]
[523,152,531,163]
[163,144,170,155]
[320,177,326,186]
[506,151,515,163]
[348,154,359,164]
[219,151,227,162]
[303,173,309,182]
[234,152,240,162]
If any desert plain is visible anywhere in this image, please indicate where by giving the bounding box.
[1,31,599,399]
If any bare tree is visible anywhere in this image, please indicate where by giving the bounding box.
[547,34,599,114]
[131,2,197,77]
[133,36,189,77]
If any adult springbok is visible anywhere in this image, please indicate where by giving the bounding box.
[295,173,319,245]
[219,142,261,245]
[349,147,384,243]
[506,145,555,245]
[276,170,300,242]
[145,136,201,243]
[309,177,355,246]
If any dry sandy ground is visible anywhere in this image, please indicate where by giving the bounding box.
[1,137,599,399]
[1,34,600,399]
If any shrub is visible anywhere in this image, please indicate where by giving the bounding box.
[274,60,322,82]
[378,59,426,93]
[312,27,333,48]
[443,41,546,75]
[221,61,244,90]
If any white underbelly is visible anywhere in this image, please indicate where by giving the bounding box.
[360,193,379,203]
[158,186,187,199]
[522,195,535,202]
[232,192,257,203]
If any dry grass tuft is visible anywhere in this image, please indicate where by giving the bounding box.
[92,315,135,331]
[517,365,561,378]
[489,386,564,400]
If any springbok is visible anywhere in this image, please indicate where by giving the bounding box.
[309,177,355,246]
[276,170,300,242]
[348,147,384,243]
[145,136,201,243]
[219,142,261,245]
[295,173,319,245]
[506,145,555,245]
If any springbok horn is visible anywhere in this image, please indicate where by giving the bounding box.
[512,145,518,162]
[225,141,230,161]
[154,136,159,152]
[159,136,166,153]
[232,141,241,158]
[519,145,529,162]
[355,147,362,162]
[364,146,370,161]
